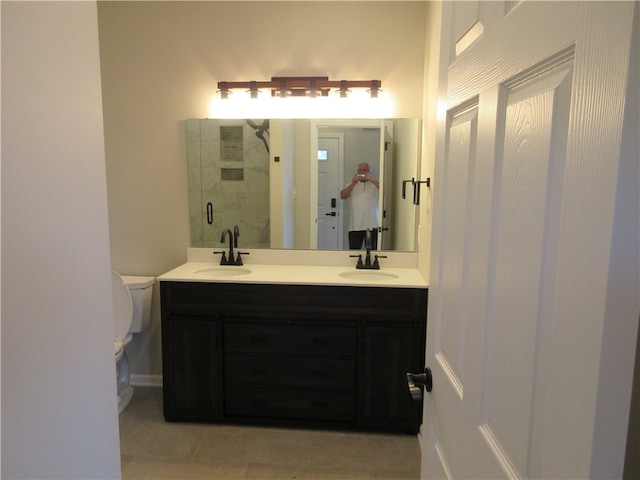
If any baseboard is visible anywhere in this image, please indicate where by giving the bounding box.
[130,374,163,387]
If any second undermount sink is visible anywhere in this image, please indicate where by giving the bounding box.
[339,270,400,281]
[193,267,252,277]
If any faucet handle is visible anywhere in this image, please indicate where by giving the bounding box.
[372,254,387,269]
[235,251,249,266]
[350,254,364,268]
[213,251,228,264]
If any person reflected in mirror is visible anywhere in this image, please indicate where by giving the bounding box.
[340,162,380,250]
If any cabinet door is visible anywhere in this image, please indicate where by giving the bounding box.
[359,326,423,433]
[163,317,220,421]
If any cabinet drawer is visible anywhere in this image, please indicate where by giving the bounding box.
[224,323,355,356]
[161,282,427,323]
[225,386,355,422]
[225,354,355,390]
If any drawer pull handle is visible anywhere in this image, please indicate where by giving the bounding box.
[311,401,328,409]
[312,336,329,346]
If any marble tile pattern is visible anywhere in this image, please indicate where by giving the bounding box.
[120,387,421,479]
[187,119,270,249]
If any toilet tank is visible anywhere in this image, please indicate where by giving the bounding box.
[122,275,155,333]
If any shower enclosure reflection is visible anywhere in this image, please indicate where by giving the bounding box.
[187,118,420,251]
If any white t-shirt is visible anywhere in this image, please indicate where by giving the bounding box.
[346,181,378,231]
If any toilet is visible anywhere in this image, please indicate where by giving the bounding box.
[111,271,155,414]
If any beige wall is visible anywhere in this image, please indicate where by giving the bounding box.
[97,1,428,378]
[2,2,121,477]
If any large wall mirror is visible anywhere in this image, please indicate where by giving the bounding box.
[187,118,421,252]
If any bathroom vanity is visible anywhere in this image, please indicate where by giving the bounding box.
[159,253,428,434]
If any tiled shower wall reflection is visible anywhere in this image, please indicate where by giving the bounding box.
[187,119,270,248]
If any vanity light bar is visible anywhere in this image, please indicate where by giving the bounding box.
[217,77,382,99]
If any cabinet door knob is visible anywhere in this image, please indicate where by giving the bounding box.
[406,367,432,401]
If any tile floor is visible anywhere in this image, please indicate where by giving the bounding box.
[119,387,422,479]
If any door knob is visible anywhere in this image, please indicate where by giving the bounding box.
[406,367,432,401]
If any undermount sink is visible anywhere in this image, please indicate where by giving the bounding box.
[193,267,252,277]
[339,270,400,281]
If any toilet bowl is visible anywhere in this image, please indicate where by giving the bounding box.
[111,272,154,414]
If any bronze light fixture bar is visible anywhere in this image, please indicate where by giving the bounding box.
[217,76,382,99]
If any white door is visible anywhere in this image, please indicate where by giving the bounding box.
[424,2,638,479]
[317,135,343,250]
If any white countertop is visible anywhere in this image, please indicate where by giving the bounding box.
[158,261,428,289]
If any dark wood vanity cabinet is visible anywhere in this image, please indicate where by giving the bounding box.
[162,317,222,421]
[223,322,357,422]
[359,325,425,431]
[161,281,427,433]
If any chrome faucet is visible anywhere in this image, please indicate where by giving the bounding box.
[350,228,386,270]
[215,227,248,266]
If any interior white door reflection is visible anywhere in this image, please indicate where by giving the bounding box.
[317,135,344,250]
